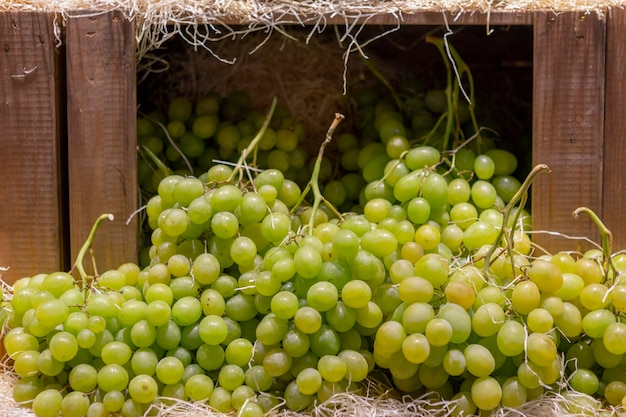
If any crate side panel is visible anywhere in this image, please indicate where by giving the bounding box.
[603,8,626,251]
[532,12,605,252]
[0,12,64,283]
[66,11,138,274]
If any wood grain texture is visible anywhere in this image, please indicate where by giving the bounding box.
[532,12,606,253]
[66,10,138,275]
[0,12,64,284]
[603,8,626,251]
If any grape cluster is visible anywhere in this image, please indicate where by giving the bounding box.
[6,38,626,417]
[137,92,309,196]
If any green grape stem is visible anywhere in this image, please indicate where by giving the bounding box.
[482,164,551,278]
[73,213,115,286]
[295,113,345,234]
[228,97,277,184]
[139,145,172,178]
[426,36,480,152]
[573,206,617,279]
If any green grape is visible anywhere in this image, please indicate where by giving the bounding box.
[473,154,496,180]
[501,377,527,408]
[130,319,157,348]
[295,367,323,395]
[210,211,239,240]
[374,321,406,357]
[256,315,289,346]
[497,320,526,357]
[443,349,466,377]
[355,301,384,329]
[554,302,583,339]
[579,283,610,310]
[414,253,449,288]
[263,348,292,377]
[526,332,557,367]
[470,180,497,209]
[471,302,505,337]
[397,276,434,303]
[37,348,64,377]
[338,349,369,382]
[604,380,626,405]
[325,301,357,333]
[485,148,518,176]
[401,302,434,334]
[309,325,341,357]
[425,317,453,347]
[101,341,132,365]
[582,308,616,339]
[401,333,430,364]
[394,170,426,202]
[436,303,472,344]
[388,350,419,379]
[417,362,448,390]
[317,355,347,383]
[292,245,322,280]
[405,146,440,170]
[553,272,585,301]
[306,281,338,312]
[13,350,40,378]
[60,391,90,417]
[99,391,125,413]
[603,322,626,355]
[511,280,540,315]
[97,363,129,393]
[171,296,202,327]
[464,344,495,377]
[197,314,228,346]
[471,376,502,411]
[450,202,478,230]
[156,356,185,385]
[32,389,63,417]
[49,331,78,362]
[341,279,372,309]
[128,374,158,404]
[526,308,554,333]
[443,280,475,310]
[244,364,273,392]
[196,343,225,371]
[42,271,75,298]
[35,298,69,328]
[118,299,147,327]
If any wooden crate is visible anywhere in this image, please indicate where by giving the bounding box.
[1,8,625,284]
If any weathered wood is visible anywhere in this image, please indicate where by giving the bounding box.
[532,12,606,253]
[65,10,138,275]
[603,8,626,251]
[0,12,64,284]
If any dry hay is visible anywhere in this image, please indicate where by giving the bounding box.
[137,27,384,145]
[0,358,618,417]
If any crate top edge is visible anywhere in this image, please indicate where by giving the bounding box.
[0,0,619,26]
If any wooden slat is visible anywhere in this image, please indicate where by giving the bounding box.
[66,10,138,275]
[603,8,626,251]
[532,12,606,253]
[0,12,64,284]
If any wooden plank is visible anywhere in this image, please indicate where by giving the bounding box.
[66,10,138,275]
[532,12,606,253]
[603,8,626,251]
[0,12,64,284]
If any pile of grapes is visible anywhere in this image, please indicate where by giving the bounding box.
[4,38,626,417]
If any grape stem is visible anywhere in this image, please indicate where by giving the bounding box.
[573,206,617,279]
[227,97,278,184]
[426,36,480,152]
[139,145,172,178]
[72,213,115,287]
[481,164,551,278]
[295,113,345,234]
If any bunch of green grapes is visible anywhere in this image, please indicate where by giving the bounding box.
[137,92,309,196]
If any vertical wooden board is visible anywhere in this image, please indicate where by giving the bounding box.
[532,12,605,253]
[0,12,63,284]
[603,8,626,251]
[66,11,137,274]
